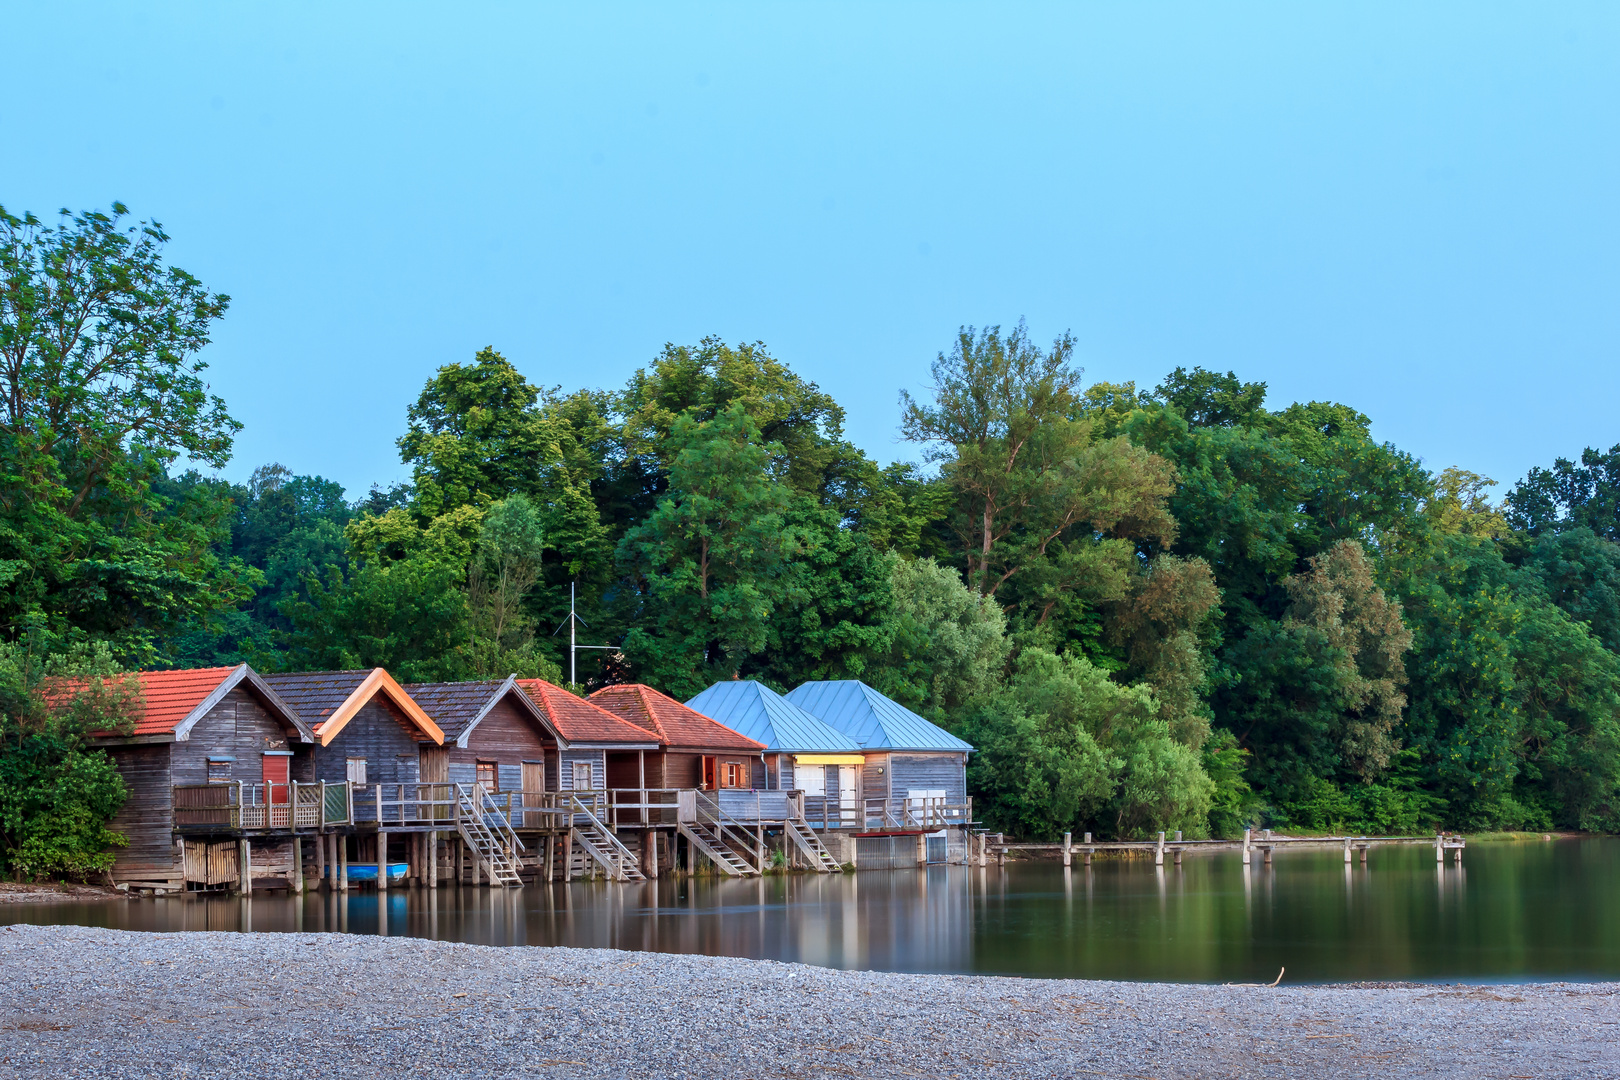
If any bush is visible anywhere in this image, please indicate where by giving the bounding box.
[0,641,138,879]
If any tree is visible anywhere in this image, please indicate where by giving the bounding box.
[616,405,794,698]
[465,495,562,680]
[0,639,140,878]
[1425,467,1509,540]
[1506,444,1620,540]
[1524,528,1620,653]
[900,321,1179,631]
[397,348,560,519]
[963,647,1213,839]
[0,203,250,660]
[871,557,1010,722]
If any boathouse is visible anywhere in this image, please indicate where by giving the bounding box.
[785,680,972,814]
[513,678,661,796]
[683,680,864,821]
[87,664,314,891]
[403,675,566,806]
[262,669,445,799]
[588,683,766,791]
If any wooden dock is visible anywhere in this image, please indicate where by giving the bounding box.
[980,828,1468,868]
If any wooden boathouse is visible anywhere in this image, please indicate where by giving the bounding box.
[89,665,316,892]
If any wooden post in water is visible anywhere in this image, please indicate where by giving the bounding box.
[1263,844,1272,866]
[239,838,252,895]
[378,831,388,892]
[470,836,480,886]
[545,834,556,882]
[429,831,438,889]
[338,835,349,892]
[1344,837,1353,864]
[1155,831,1165,867]
[292,836,304,894]
[1063,832,1071,867]
[565,829,575,882]
[1084,832,1093,867]
[1243,828,1252,865]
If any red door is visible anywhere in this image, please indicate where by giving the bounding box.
[262,754,289,802]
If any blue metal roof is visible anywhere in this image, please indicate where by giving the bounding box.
[684,681,861,754]
[785,681,974,753]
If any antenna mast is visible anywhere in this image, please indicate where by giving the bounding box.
[554,582,614,686]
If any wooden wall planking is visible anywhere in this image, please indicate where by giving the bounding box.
[172,687,305,787]
[106,743,177,878]
[313,696,430,786]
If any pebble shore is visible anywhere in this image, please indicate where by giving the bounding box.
[0,924,1614,1078]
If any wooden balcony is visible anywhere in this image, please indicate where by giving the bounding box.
[172,781,352,831]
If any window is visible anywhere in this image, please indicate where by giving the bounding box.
[346,757,367,785]
[207,758,231,783]
[571,761,593,791]
[476,761,498,792]
[721,762,743,789]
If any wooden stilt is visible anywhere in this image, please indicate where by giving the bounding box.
[1155,831,1165,867]
[241,839,252,895]
[1063,832,1071,867]
[378,831,389,892]
[316,831,327,889]
[292,835,304,894]
[339,835,349,893]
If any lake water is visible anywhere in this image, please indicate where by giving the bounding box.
[6,838,1618,984]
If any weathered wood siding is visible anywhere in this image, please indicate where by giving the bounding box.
[173,687,303,786]
[862,753,891,802]
[448,696,553,793]
[107,743,178,881]
[661,752,701,789]
[889,752,967,804]
[557,749,607,793]
[313,696,429,787]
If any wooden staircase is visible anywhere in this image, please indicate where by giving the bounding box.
[678,821,760,876]
[680,794,765,876]
[455,783,524,887]
[784,818,842,872]
[568,796,645,882]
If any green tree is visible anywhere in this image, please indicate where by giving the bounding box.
[1506,444,1620,540]
[0,639,139,878]
[617,404,794,698]
[1523,528,1620,653]
[871,556,1010,722]
[964,647,1212,839]
[900,321,1179,639]
[0,203,251,660]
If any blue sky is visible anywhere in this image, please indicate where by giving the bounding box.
[6,3,1617,499]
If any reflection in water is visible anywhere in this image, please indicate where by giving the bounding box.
[5,840,1618,983]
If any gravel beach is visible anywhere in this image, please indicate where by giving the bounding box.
[0,924,1614,1078]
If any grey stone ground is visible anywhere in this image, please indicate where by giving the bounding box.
[0,924,1614,1078]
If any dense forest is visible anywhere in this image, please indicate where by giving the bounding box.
[4,204,1619,874]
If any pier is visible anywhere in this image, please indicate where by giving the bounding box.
[981,829,1468,868]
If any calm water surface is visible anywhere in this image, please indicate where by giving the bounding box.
[7,839,1618,984]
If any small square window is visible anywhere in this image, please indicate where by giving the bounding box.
[722,762,743,789]
[571,761,592,791]
[346,758,367,785]
[207,759,231,783]
[476,761,498,792]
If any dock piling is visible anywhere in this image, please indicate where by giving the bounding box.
[1063,832,1071,867]
[1155,831,1165,867]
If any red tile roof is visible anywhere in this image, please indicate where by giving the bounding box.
[514,679,661,746]
[589,684,765,754]
[66,667,237,738]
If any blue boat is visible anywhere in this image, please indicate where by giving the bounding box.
[325,862,409,884]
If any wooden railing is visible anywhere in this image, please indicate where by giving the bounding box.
[173,781,353,830]
[695,790,767,871]
[797,794,974,831]
[605,788,683,828]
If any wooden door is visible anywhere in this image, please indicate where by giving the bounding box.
[521,762,544,828]
[419,747,448,820]
[262,754,289,799]
[838,766,860,827]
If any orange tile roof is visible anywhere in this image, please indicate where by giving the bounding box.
[589,684,765,754]
[514,679,661,746]
[69,667,238,738]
